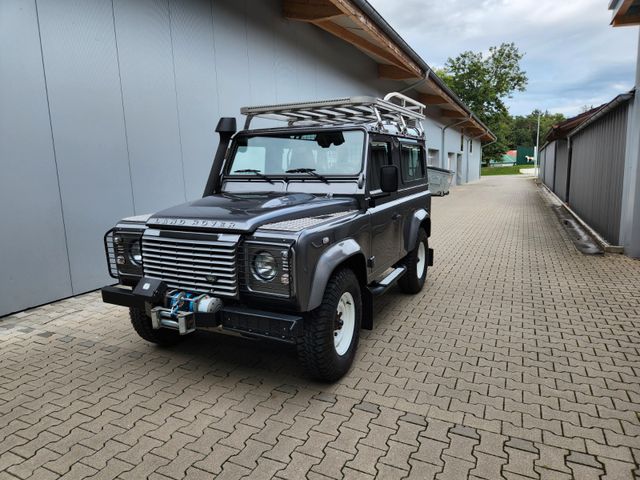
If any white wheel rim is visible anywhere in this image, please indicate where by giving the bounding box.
[334,292,355,356]
[417,242,426,279]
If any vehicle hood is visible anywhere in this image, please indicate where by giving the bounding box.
[147,192,358,233]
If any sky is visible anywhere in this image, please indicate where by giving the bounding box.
[367,0,639,117]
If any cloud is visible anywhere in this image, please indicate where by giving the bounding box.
[368,0,638,116]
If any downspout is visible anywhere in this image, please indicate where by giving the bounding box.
[441,116,470,169]
[397,68,430,95]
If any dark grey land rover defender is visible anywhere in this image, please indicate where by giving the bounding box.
[102,92,433,381]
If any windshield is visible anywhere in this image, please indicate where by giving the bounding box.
[227,130,364,178]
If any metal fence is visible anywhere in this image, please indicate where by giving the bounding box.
[568,102,629,244]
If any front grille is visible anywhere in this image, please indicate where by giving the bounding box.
[141,230,239,297]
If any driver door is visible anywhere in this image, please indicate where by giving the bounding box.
[367,135,402,278]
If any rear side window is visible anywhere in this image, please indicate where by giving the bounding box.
[369,142,391,191]
[400,144,425,183]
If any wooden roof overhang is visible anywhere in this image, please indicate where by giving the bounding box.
[283,0,496,142]
[609,0,640,26]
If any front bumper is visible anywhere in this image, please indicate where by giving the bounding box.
[101,284,302,343]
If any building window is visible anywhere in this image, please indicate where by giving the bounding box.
[460,134,464,152]
[469,140,473,153]
[427,149,439,166]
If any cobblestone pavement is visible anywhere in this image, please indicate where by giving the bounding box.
[2,175,640,480]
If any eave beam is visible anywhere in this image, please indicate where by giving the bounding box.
[314,20,413,72]
[283,0,344,22]
[378,64,419,80]
[441,109,468,119]
[418,94,448,105]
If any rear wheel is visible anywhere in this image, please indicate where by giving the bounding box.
[297,268,362,382]
[398,228,428,294]
[129,307,183,347]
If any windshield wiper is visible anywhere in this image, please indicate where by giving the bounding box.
[233,169,274,184]
[285,168,329,184]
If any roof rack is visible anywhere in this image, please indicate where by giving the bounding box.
[240,92,426,138]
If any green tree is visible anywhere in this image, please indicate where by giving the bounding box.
[508,110,566,148]
[437,43,528,163]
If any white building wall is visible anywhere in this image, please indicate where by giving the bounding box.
[421,117,482,184]
[0,0,486,315]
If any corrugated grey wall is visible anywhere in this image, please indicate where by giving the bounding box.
[0,0,400,316]
[553,139,569,202]
[538,146,545,181]
[543,141,556,189]
[569,102,629,244]
[0,0,74,312]
[1,0,483,316]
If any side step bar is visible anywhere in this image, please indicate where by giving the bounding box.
[368,265,407,296]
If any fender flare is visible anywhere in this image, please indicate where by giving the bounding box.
[306,239,364,312]
[405,209,430,252]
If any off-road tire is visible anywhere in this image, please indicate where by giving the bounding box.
[297,268,362,382]
[129,307,183,347]
[398,228,428,294]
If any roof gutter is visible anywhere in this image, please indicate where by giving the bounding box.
[350,0,496,141]
[567,90,634,138]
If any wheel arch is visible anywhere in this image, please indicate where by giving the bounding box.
[305,239,367,313]
[405,209,430,252]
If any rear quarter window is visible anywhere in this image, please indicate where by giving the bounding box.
[400,144,425,183]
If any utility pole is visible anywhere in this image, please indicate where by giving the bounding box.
[534,111,541,177]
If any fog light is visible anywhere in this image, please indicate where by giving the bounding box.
[116,255,126,265]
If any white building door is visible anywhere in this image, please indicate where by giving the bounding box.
[456,153,463,184]
[447,152,455,170]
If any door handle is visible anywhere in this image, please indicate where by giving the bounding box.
[392,213,401,221]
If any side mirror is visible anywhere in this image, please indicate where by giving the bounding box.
[380,165,398,193]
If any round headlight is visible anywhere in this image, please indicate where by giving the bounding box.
[128,241,142,266]
[252,251,277,281]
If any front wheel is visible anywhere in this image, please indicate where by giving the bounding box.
[398,228,428,294]
[297,268,362,382]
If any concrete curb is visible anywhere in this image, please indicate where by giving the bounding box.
[538,181,624,254]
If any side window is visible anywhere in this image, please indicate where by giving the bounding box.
[400,144,425,183]
[369,141,391,191]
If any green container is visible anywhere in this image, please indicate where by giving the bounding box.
[516,146,535,165]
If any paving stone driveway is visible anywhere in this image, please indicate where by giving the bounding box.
[1,175,639,480]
